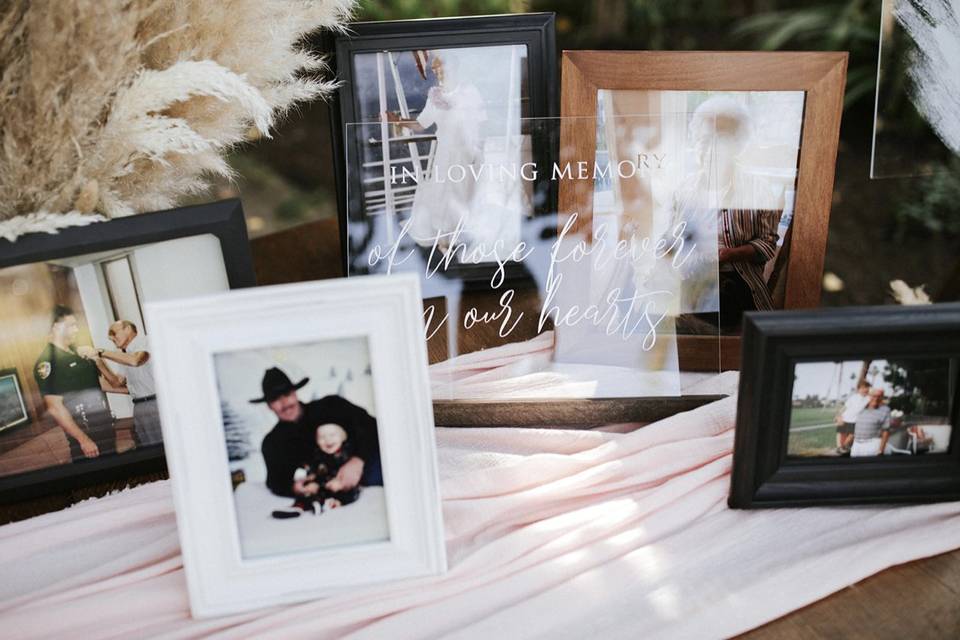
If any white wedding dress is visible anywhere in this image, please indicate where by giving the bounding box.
[408,83,487,248]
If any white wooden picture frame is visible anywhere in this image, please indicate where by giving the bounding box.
[147,274,446,617]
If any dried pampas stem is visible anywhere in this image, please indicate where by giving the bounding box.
[0,0,354,241]
[889,279,932,305]
[0,212,108,243]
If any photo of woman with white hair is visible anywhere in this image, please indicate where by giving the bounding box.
[691,95,784,328]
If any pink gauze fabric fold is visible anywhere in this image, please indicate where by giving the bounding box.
[2,371,959,638]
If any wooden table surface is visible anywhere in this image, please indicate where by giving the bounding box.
[742,548,960,638]
[1,218,955,638]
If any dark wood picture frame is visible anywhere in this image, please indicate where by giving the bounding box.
[729,304,960,508]
[560,51,848,372]
[0,199,255,504]
[322,12,559,277]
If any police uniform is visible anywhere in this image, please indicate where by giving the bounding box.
[35,343,116,461]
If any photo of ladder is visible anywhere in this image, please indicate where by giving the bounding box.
[362,51,437,244]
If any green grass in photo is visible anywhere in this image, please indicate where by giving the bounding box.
[789,407,836,428]
[787,407,837,456]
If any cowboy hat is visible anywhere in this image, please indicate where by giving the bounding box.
[250,367,309,403]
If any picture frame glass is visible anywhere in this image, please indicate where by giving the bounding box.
[352,43,531,133]
[598,88,806,337]
[787,357,955,459]
[213,336,388,560]
[345,112,730,401]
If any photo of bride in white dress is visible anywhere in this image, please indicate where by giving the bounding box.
[350,45,532,265]
[385,53,488,249]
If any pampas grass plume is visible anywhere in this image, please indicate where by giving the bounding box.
[0,0,354,237]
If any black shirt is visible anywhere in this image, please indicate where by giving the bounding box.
[34,343,101,396]
[309,440,355,484]
[261,395,380,497]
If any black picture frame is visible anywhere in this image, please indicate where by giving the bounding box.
[320,12,558,277]
[0,199,255,504]
[730,303,960,508]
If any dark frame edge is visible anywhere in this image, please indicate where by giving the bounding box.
[729,303,960,509]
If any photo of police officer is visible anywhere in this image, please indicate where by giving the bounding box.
[33,305,117,461]
[0,231,236,484]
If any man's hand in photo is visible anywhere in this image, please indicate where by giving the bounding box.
[76,345,99,359]
[327,457,364,492]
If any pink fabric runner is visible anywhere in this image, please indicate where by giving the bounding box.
[3,387,960,638]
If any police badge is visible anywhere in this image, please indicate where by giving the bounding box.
[36,361,51,380]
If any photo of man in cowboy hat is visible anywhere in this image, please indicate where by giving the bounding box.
[253,367,382,499]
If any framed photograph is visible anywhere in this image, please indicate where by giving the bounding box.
[0,199,254,503]
[561,51,848,371]
[324,12,558,276]
[147,274,445,617]
[729,303,960,508]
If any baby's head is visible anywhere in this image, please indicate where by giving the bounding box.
[316,423,348,454]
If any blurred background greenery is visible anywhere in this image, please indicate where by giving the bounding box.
[210,0,959,308]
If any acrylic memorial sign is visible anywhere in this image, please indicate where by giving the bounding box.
[344,112,732,423]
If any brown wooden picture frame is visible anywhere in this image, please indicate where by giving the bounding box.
[559,50,848,372]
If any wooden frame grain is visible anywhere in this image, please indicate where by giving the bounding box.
[434,395,725,429]
[560,51,848,371]
[729,304,960,509]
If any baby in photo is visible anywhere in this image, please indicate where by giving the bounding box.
[273,422,361,519]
